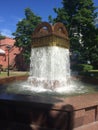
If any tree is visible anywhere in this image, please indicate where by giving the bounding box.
[13,8,42,69]
[82,25,98,68]
[0,33,5,40]
[0,33,6,46]
[49,0,98,67]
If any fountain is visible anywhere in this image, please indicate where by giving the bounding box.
[28,22,70,90]
[4,22,87,96]
[0,22,98,130]
[6,22,86,96]
[5,22,92,96]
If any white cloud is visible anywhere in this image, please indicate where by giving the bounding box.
[1,29,13,38]
[0,16,22,38]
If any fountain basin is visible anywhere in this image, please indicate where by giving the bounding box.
[0,76,98,130]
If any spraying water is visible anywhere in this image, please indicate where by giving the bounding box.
[28,46,70,90]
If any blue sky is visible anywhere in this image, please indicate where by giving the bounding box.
[0,0,98,37]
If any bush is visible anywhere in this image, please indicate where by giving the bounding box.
[87,70,98,77]
[72,64,93,72]
[79,70,98,78]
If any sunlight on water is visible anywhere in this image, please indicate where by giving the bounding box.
[6,78,91,97]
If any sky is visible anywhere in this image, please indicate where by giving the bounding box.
[0,0,98,38]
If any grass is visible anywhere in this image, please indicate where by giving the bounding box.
[0,71,29,78]
[88,70,98,72]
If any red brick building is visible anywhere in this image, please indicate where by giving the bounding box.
[0,37,26,71]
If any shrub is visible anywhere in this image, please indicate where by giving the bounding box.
[72,64,93,72]
[87,70,98,78]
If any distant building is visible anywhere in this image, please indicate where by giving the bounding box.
[0,37,27,71]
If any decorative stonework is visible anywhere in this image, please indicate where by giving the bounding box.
[32,22,69,49]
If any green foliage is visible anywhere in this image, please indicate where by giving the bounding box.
[79,70,98,78]
[77,64,93,72]
[0,33,5,40]
[81,26,98,68]
[49,0,98,68]
[13,8,42,66]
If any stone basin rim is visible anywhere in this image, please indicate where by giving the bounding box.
[0,75,98,111]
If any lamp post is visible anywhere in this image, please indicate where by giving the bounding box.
[6,45,12,76]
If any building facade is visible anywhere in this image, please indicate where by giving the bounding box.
[0,37,26,71]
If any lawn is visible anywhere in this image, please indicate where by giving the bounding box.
[0,71,29,78]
